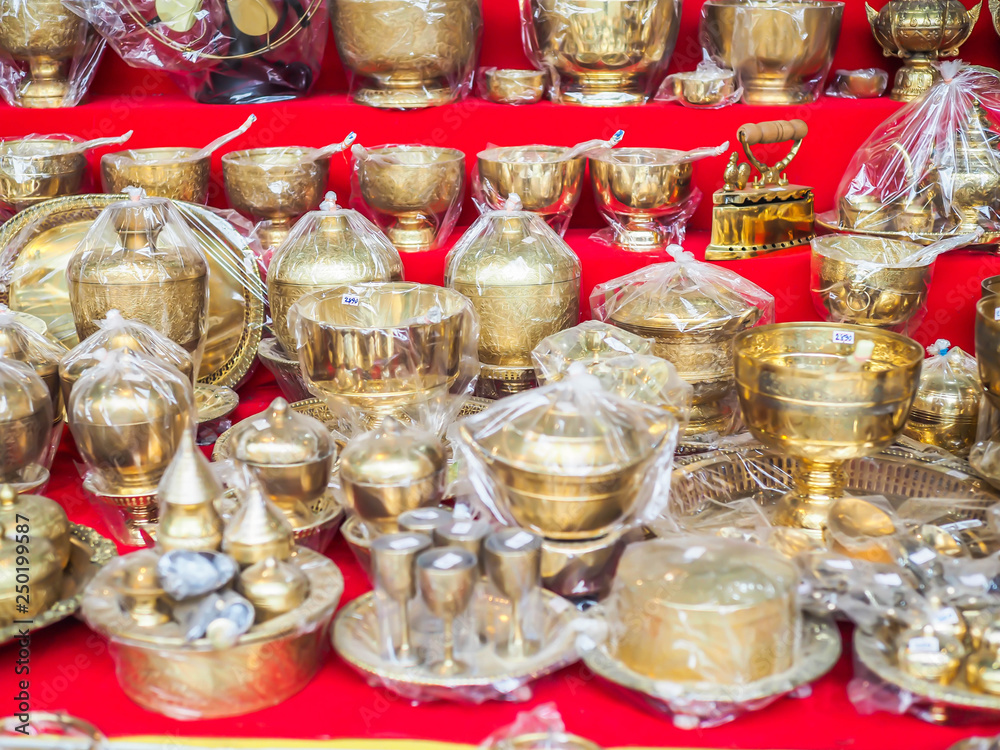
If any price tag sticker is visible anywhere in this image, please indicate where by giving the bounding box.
[433,552,466,570]
[389,536,422,551]
[506,531,536,550]
[874,572,903,587]
[960,573,990,588]
[832,330,855,345]
[933,608,960,626]
[410,509,441,520]
[683,546,706,561]
[940,518,982,532]
[909,547,937,565]
[908,636,941,654]
[826,558,854,570]
[342,293,360,306]
[994,307,1000,320]
[450,522,472,535]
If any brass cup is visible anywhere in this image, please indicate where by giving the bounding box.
[589,147,695,251]
[476,146,585,230]
[734,322,923,536]
[700,0,845,105]
[827,69,887,99]
[523,0,681,106]
[417,546,478,676]
[222,148,330,248]
[101,148,211,204]
[669,70,737,107]
[290,283,471,428]
[0,139,87,210]
[356,146,465,251]
[484,528,543,658]
[371,531,433,665]
[341,464,445,534]
[485,69,545,104]
[0,0,88,107]
[810,236,933,331]
[331,0,483,109]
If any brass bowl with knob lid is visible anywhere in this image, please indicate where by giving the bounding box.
[0,359,54,491]
[903,343,981,458]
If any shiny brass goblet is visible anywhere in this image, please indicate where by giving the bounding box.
[589,147,695,250]
[355,146,465,251]
[484,529,542,659]
[700,0,845,105]
[222,148,330,248]
[417,546,477,676]
[102,148,211,203]
[734,323,923,536]
[371,531,433,665]
[521,0,681,105]
[331,0,484,109]
[0,138,87,211]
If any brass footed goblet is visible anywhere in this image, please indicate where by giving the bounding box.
[371,532,433,666]
[484,529,542,659]
[0,138,87,211]
[222,148,330,248]
[734,323,923,536]
[355,146,465,251]
[102,148,211,203]
[417,546,477,676]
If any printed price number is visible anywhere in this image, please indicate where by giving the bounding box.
[832,330,855,345]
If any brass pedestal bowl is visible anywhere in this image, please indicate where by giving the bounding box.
[700,0,845,105]
[101,148,211,204]
[0,138,87,211]
[734,323,923,536]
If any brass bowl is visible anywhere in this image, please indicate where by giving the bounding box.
[700,0,845,105]
[810,235,932,331]
[669,69,738,107]
[101,148,211,204]
[522,0,681,106]
[222,148,330,248]
[982,274,1000,299]
[484,69,546,104]
[589,147,695,250]
[476,146,585,228]
[356,146,465,251]
[331,0,483,109]
[256,337,313,403]
[290,282,471,427]
[976,296,1000,413]
[827,69,887,99]
[0,138,86,210]
[734,322,923,535]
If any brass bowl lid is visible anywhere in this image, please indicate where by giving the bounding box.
[0,310,67,377]
[611,285,760,335]
[340,417,445,486]
[237,556,309,614]
[232,398,333,467]
[532,321,654,383]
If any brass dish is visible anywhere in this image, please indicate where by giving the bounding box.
[670,70,738,107]
[333,589,578,697]
[0,194,265,388]
[0,524,116,646]
[101,148,211,204]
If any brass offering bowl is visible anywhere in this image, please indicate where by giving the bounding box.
[734,323,923,536]
[331,0,483,109]
[522,0,681,106]
[290,283,472,428]
[589,147,695,250]
[810,235,932,331]
[0,138,87,210]
[222,148,330,248]
[485,69,546,104]
[700,0,845,105]
[101,148,211,204]
[355,146,465,251]
[824,496,898,563]
[669,69,738,107]
[827,69,888,99]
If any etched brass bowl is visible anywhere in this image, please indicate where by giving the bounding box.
[101,148,211,204]
[477,146,585,230]
[734,323,923,535]
[701,0,845,105]
[0,139,87,210]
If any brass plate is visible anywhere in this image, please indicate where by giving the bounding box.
[582,616,841,720]
[195,383,240,424]
[0,523,117,646]
[333,590,579,695]
[816,210,1000,247]
[0,194,266,388]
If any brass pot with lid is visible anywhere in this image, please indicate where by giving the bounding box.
[0,484,70,569]
[0,359,54,491]
[531,320,654,385]
[267,192,404,356]
[446,204,582,398]
[0,309,67,420]
[230,398,335,528]
[237,556,309,623]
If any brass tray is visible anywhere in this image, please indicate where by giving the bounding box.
[816,210,1000,247]
[0,523,117,646]
[854,630,1000,724]
[582,616,841,726]
[333,589,579,701]
[0,194,266,388]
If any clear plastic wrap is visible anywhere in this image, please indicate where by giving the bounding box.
[825,68,888,99]
[654,50,741,109]
[581,355,693,431]
[351,144,466,252]
[0,0,105,108]
[825,62,1000,238]
[0,356,55,493]
[289,281,480,438]
[519,0,682,106]
[62,0,329,104]
[590,247,774,437]
[479,703,600,750]
[700,0,844,106]
[445,196,581,399]
[331,0,483,109]
[479,67,545,105]
[66,189,210,374]
[532,320,654,385]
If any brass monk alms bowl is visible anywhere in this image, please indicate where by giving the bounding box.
[0,138,87,210]
[734,322,923,536]
[101,148,211,204]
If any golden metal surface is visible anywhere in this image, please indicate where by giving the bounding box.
[101,148,211,203]
[494,733,601,750]
[476,146,585,224]
[669,70,738,107]
[0,485,69,569]
[331,0,483,109]
[825,496,898,563]
[485,69,545,104]
[904,350,981,459]
[0,140,87,209]
[0,194,265,388]
[156,430,224,553]
[237,557,309,623]
[0,314,67,420]
[0,360,53,489]
[983,274,1000,298]
[817,211,1000,245]
[223,483,296,566]
[700,0,844,105]
[194,383,239,426]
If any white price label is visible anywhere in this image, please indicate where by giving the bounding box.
[874,573,903,587]
[940,518,982,532]
[908,636,941,654]
[410,509,441,520]
[994,307,1000,320]
[909,547,937,566]
[505,531,536,550]
[450,522,472,535]
[683,546,706,561]
[342,293,360,306]
[960,573,990,588]
[826,558,854,570]
[389,536,422,551]
[433,552,466,570]
[933,608,960,626]
[832,330,855,345]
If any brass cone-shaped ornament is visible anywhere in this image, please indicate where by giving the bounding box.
[223,480,295,567]
[237,556,309,622]
[156,430,224,553]
[0,484,70,568]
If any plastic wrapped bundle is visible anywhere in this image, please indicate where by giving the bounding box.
[1,134,89,213]
[903,340,981,457]
[532,321,654,385]
[584,355,693,431]
[0,307,67,415]
[825,68,888,99]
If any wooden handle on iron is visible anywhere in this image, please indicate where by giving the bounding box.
[738,120,808,146]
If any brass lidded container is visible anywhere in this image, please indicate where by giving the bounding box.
[267,192,404,356]
[445,201,581,398]
[903,341,981,458]
[0,308,68,419]
[155,430,223,553]
[237,556,309,623]
[532,320,654,385]
[0,358,54,492]
[0,484,70,569]
[66,191,210,370]
[339,417,446,533]
[230,398,335,527]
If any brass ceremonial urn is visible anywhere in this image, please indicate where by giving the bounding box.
[734,323,923,537]
[101,149,211,204]
[0,138,87,210]
[867,0,980,101]
[331,0,484,108]
[521,0,681,105]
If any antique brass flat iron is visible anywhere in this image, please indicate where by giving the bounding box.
[705,119,815,261]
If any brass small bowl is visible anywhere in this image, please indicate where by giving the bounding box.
[476,145,585,223]
[101,148,211,204]
[825,496,897,563]
[356,146,465,251]
[827,69,887,99]
[669,70,737,107]
[485,69,545,104]
[0,138,87,210]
